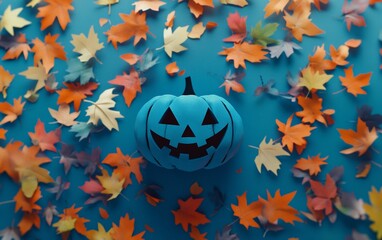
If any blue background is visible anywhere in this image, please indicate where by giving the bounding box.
[0,0,382,239]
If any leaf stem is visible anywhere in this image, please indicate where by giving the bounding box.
[0,199,15,206]
[248,145,259,149]
[332,88,346,95]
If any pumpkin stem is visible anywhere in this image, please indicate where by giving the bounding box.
[183,77,196,95]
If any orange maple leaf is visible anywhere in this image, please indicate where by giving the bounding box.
[370,0,382,4]
[313,0,329,10]
[36,0,74,30]
[264,0,289,18]
[294,154,328,176]
[172,197,210,232]
[231,192,263,229]
[111,213,145,240]
[57,205,89,236]
[0,66,14,98]
[14,187,42,213]
[189,226,207,240]
[339,65,372,96]
[108,69,142,107]
[28,119,61,152]
[220,79,245,96]
[0,128,6,140]
[284,10,324,42]
[0,141,23,180]
[330,45,349,66]
[0,97,25,125]
[187,0,214,18]
[259,190,303,224]
[219,42,268,69]
[296,93,335,126]
[309,174,337,215]
[31,34,67,72]
[103,148,144,188]
[276,114,316,153]
[105,11,149,48]
[57,82,99,111]
[2,34,31,60]
[338,118,378,156]
[18,212,40,236]
[308,45,336,73]
[166,62,180,76]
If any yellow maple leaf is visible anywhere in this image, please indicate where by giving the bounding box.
[249,137,290,175]
[71,26,104,63]
[220,0,248,7]
[53,217,76,234]
[0,6,31,36]
[19,63,49,93]
[96,169,125,200]
[86,223,112,240]
[157,26,189,58]
[85,88,124,131]
[364,187,382,239]
[298,66,333,91]
[27,0,42,7]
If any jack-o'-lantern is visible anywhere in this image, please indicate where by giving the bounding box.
[134,77,243,171]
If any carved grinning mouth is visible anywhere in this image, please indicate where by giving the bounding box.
[150,125,228,159]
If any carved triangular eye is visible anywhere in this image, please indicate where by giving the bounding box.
[202,108,218,125]
[159,108,179,125]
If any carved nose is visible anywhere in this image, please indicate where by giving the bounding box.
[182,125,195,137]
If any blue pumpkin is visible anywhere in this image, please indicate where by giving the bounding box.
[134,77,243,171]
